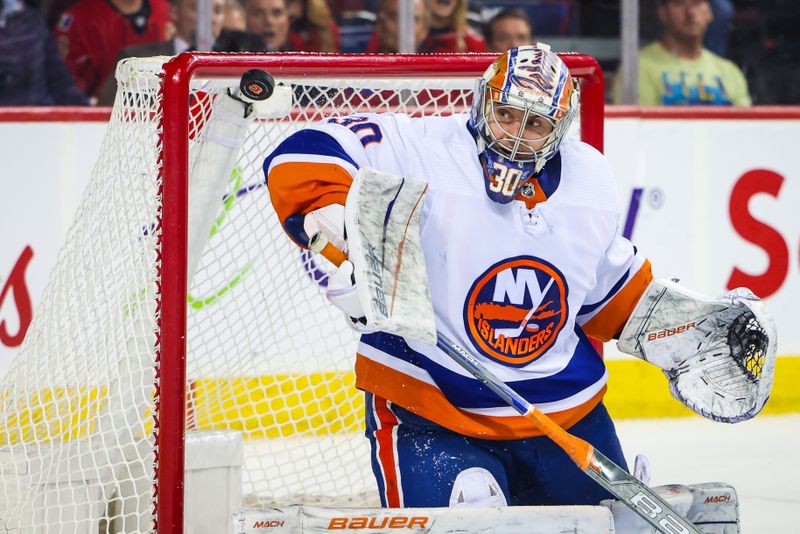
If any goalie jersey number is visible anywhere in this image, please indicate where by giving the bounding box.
[328,116,383,146]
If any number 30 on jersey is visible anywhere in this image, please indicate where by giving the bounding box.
[328,116,383,147]
[489,162,524,196]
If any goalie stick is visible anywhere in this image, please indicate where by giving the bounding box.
[432,331,701,534]
[308,223,701,534]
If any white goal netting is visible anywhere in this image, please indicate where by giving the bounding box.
[0,53,599,533]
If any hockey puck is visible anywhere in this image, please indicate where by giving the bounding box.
[239,69,275,101]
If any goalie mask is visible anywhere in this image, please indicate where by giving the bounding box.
[470,44,579,204]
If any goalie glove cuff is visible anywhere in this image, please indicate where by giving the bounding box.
[304,204,348,255]
[325,260,377,333]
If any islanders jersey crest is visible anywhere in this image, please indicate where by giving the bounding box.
[463,256,568,366]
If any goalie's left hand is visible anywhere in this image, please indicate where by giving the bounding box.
[617,278,777,423]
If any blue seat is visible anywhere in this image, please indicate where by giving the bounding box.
[480,0,578,37]
[338,10,377,53]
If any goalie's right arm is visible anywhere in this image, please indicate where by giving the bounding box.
[265,127,361,248]
[265,121,385,332]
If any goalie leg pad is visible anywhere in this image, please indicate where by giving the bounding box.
[602,482,740,534]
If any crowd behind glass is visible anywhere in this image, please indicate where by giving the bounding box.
[0,0,797,106]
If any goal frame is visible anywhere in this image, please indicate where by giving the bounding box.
[156,52,604,533]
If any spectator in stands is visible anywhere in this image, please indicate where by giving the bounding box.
[214,27,268,52]
[0,0,88,105]
[326,0,368,13]
[286,0,340,52]
[53,0,172,100]
[615,0,750,106]
[484,8,533,54]
[424,0,485,53]
[96,0,226,105]
[366,0,429,53]
[46,0,79,30]
[244,0,302,51]
[167,0,225,53]
[223,0,247,30]
[739,0,800,104]
[211,0,267,53]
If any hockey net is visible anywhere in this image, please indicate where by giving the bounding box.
[0,53,603,533]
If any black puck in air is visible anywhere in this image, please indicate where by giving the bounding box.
[240,69,275,101]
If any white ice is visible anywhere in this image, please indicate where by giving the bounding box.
[616,413,800,533]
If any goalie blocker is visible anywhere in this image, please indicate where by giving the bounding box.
[617,278,777,423]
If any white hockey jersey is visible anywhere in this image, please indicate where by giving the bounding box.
[266,113,652,440]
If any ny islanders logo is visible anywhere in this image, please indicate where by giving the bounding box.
[464,256,568,366]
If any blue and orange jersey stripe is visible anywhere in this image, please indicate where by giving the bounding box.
[579,259,653,342]
[355,327,608,439]
[264,129,359,243]
[356,354,606,440]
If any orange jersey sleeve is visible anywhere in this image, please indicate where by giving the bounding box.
[264,128,361,245]
[581,259,653,342]
[576,229,654,342]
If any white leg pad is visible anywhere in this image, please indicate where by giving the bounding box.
[448,467,507,508]
[602,482,740,533]
[236,505,615,533]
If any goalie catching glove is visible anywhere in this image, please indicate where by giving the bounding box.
[617,278,777,423]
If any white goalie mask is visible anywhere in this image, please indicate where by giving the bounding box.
[470,44,579,203]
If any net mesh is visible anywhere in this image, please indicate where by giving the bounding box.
[0,54,592,532]
[728,311,767,382]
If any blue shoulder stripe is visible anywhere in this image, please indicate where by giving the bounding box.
[262,129,360,184]
[578,268,630,317]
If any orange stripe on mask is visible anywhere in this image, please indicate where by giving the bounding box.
[488,55,509,91]
[556,77,574,117]
[267,160,354,229]
[582,260,654,342]
[355,355,606,440]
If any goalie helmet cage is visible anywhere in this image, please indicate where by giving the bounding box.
[0,53,604,534]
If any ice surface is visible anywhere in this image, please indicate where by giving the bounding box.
[616,414,799,533]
